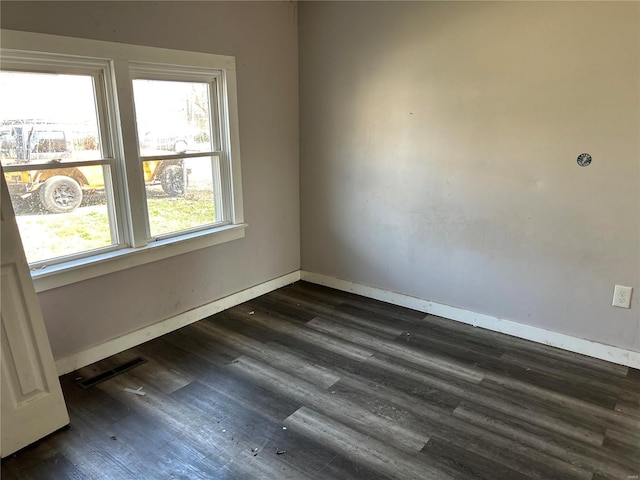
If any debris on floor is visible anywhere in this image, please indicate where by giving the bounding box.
[276,449,287,455]
[110,436,117,441]
[124,386,146,396]
[248,311,255,315]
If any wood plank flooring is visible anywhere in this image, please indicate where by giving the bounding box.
[2,281,639,479]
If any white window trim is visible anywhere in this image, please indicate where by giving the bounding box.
[31,224,246,293]
[1,29,246,292]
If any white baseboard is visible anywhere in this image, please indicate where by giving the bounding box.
[56,269,638,375]
[301,271,640,369]
[55,271,301,375]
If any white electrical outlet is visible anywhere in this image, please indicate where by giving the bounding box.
[612,285,632,309]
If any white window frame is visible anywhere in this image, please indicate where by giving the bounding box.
[0,30,246,293]
[129,64,232,240]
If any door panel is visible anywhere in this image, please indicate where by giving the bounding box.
[1,172,69,457]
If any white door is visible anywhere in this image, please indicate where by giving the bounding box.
[1,173,69,457]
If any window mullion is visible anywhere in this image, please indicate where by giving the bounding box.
[112,60,148,248]
[90,69,124,248]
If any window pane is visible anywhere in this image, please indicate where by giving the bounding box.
[1,71,119,264]
[9,166,115,264]
[133,79,213,156]
[0,72,102,164]
[144,156,219,238]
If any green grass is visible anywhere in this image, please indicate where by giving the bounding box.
[15,188,216,264]
[17,209,112,263]
[147,189,216,237]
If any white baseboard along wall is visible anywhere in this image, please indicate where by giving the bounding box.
[55,271,301,375]
[55,269,639,375]
[301,271,640,369]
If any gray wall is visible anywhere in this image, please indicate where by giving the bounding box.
[3,1,638,359]
[1,1,300,359]
[299,2,640,350]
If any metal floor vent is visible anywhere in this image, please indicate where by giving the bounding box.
[77,357,147,389]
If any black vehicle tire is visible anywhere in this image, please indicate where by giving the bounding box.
[39,175,83,214]
[160,165,187,197]
[174,140,188,153]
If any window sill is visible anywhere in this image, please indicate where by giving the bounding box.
[32,223,247,293]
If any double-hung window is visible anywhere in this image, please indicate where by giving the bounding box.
[0,30,245,291]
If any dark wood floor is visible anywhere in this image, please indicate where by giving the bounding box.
[2,281,639,480]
